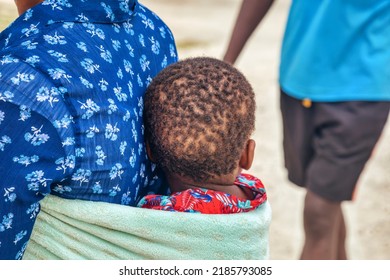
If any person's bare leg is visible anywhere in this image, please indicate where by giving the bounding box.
[300,190,345,259]
[337,211,347,259]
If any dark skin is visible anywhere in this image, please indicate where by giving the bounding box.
[14,0,43,15]
[147,139,256,200]
[223,0,274,64]
[223,0,347,259]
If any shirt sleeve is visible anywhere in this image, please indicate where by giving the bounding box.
[0,99,66,259]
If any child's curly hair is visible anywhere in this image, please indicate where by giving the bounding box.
[144,57,256,182]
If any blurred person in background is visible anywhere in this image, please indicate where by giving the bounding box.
[224,0,390,259]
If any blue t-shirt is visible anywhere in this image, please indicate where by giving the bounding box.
[0,0,177,259]
[279,0,390,102]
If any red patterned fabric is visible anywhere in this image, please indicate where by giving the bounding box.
[137,173,267,214]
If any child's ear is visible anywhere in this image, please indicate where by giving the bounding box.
[145,139,157,163]
[239,139,256,170]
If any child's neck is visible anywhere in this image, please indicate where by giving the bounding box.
[166,173,253,200]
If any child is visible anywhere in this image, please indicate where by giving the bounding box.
[137,57,267,214]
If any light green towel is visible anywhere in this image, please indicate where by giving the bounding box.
[23,195,271,260]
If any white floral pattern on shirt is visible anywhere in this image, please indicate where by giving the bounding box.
[0,0,177,259]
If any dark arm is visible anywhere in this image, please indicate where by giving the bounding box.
[223,0,275,64]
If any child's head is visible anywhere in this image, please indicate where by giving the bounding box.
[144,57,256,184]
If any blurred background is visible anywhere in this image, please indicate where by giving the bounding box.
[0,0,17,30]
[1,0,389,260]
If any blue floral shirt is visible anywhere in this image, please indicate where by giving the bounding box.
[0,0,177,259]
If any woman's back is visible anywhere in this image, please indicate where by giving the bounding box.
[0,0,177,259]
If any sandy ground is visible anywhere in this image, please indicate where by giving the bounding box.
[1,0,389,260]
